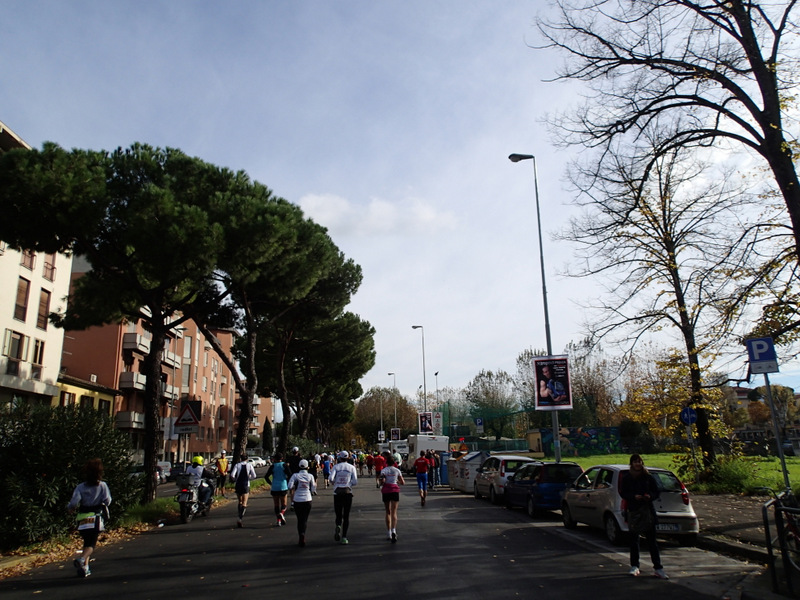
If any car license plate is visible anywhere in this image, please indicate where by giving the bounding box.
[656,523,679,532]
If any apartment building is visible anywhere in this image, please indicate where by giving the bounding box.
[0,121,74,408]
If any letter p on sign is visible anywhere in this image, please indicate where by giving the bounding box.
[746,337,779,374]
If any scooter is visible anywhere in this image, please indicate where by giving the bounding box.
[175,474,214,523]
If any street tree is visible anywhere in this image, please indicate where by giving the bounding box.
[539,1,800,260]
[565,340,622,426]
[255,246,368,454]
[353,387,419,446]
[464,370,519,440]
[183,186,330,463]
[280,311,376,438]
[0,143,235,502]
[557,142,768,464]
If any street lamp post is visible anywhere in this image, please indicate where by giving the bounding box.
[412,325,427,413]
[509,153,561,462]
[388,372,397,427]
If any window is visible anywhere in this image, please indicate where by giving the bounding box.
[3,330,28,376]
[80,395,94,409]
[59,391,76,406]
[183,336,192,359]
[14,277,30,321]
[37,289,51,330]
[98,399,111,414]
[42,253,56,281]
[31,339,44,380]
[20,249,35,270]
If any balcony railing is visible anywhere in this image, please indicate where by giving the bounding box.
[119,371,147,390]
[122,332,150,354]
[115,411,145,429]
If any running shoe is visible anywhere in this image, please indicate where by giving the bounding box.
[335,525,342,541]
[391,532,397,544]
[653,568,669,580]
[628,566,640,577]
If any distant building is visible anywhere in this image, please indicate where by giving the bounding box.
[0,121,74,409]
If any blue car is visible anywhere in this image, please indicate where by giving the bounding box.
[504,461,583,517]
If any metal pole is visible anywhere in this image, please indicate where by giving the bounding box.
[764,373,791,491]
[510,153,561,462]
[389,372,397,427]
[413,325,427,412]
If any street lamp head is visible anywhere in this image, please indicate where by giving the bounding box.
[412,325,422,330]
[508,153,534,163]
[388,372,394,376]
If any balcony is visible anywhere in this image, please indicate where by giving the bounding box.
[162,350,180,369]
[115,411,145,429]
[217,419,225,428]
[122,333,150,354]
[119,371,147,390]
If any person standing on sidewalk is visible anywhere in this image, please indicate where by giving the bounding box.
[413,451,429,506]
[230,453,257,527]
[216,450,229,498]
[330,450,358,544]
[67,458,112,578]
[266,452,291,527]
[379,455,405,543]
[288,459,317,547]
[620,454,668,580]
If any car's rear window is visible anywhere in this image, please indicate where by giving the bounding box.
[651,470,683,492]
[504,460,530,472]
[544,464,583,483]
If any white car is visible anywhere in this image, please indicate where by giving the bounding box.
[561,464,699,545]
[247,456,267,468]
[473,454,536,504]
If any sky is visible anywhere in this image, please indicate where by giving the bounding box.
[3,1,798,401]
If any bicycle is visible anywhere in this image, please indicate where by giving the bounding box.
[759,487,800,580]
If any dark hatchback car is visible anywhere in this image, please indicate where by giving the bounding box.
[504,461,583,516]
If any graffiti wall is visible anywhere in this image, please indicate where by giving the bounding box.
[536,427,621,457]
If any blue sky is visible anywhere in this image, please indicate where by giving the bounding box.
[3,2,797,399]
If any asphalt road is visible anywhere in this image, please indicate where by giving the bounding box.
[1,481,765,600]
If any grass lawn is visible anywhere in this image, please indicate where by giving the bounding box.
[566,452,800,494]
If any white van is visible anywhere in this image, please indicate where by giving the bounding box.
[404,434,449,473]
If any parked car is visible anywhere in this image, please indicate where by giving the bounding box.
[505,461,583,516]
[248,456,267,468]
[561,464,699,546]
[129,464,161,487]
[474,454,535,504]
[156,461,172,484]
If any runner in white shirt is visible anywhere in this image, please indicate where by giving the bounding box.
[288,459,317,547]
[329,451,358,545]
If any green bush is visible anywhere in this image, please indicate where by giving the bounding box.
[0,404,139,550]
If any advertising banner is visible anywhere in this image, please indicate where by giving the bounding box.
[533,355,572,411]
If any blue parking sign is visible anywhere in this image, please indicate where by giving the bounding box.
[745,337,779,374]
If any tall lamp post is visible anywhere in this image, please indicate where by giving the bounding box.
[508,153,561,462]
[388,372,397,427]
[412,325,427,413]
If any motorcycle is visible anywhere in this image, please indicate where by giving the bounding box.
[175,474,215,523]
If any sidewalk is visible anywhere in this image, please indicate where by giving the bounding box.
[691,493,794,599]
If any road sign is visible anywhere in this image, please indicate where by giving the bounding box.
[680,407,697,426]
[175,404,199,426]
[174,425,199,434]
[746,337,779,374]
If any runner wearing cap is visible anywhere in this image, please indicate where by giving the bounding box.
[288,459,317,547]
[329,450,358,545]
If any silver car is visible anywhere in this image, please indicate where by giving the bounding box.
[474,454,535,504]
[561,464,699,546]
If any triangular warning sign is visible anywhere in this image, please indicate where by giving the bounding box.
[176,404,199,426]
